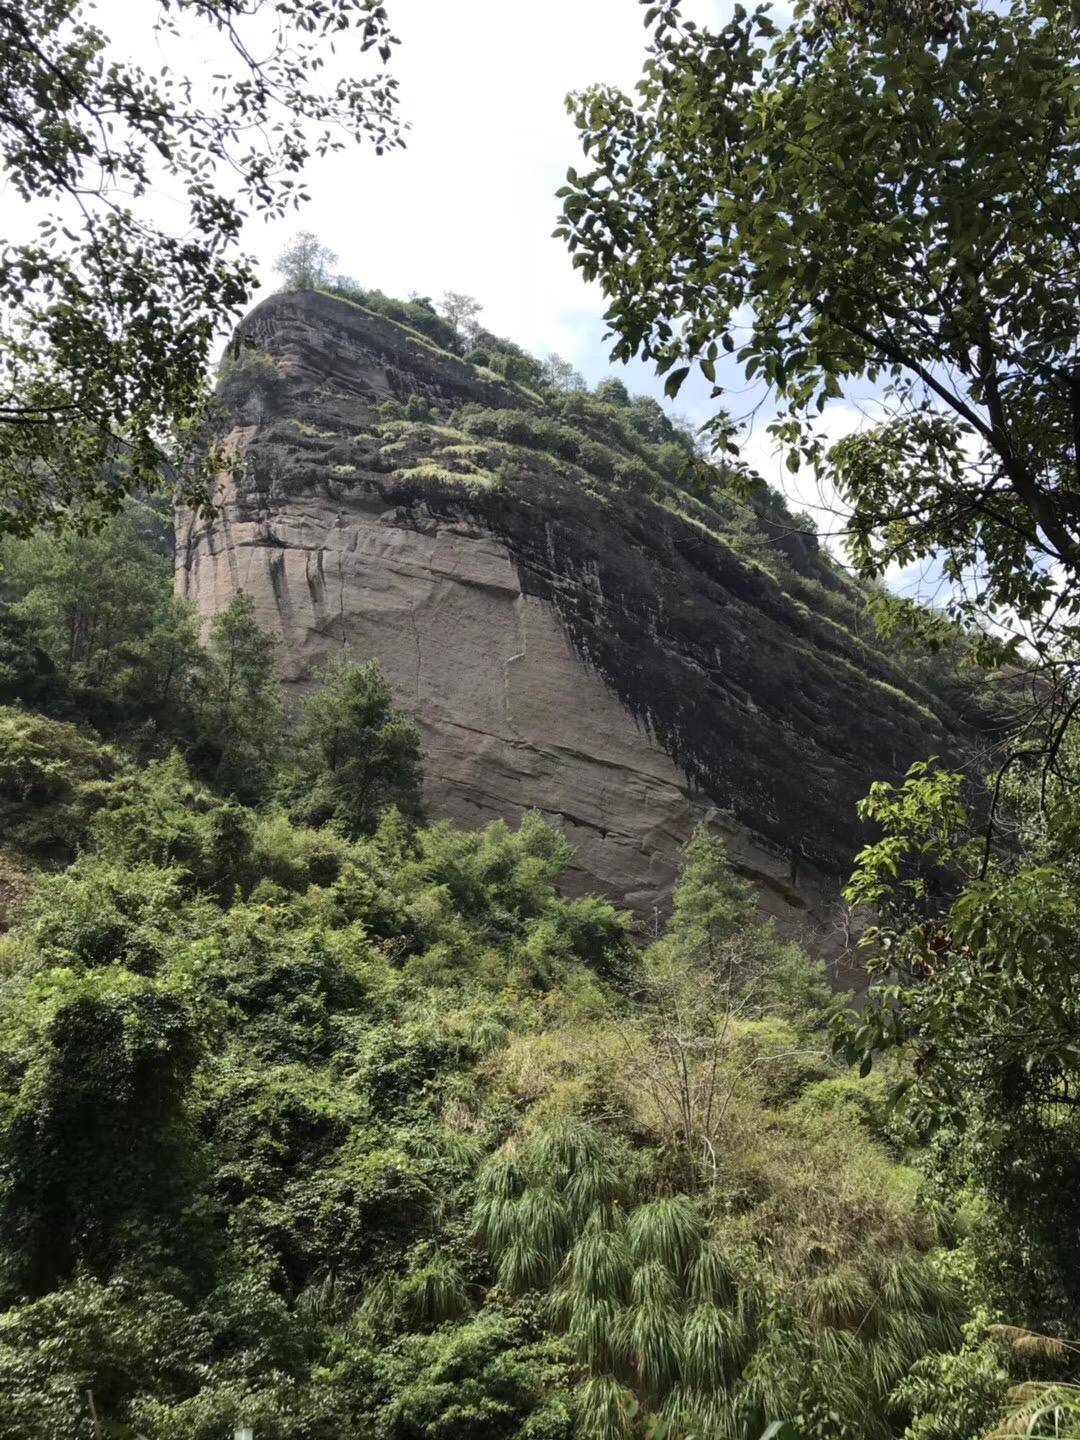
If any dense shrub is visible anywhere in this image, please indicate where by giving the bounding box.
[0,713,966,1438]
[280,655,424,838]
[594,376,630,407]
[0,709,117,859]
[216,346,287,411]
[329,284,461,354]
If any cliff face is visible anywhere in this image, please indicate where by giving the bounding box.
[176,289,973,941]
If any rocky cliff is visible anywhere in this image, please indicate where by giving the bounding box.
[176,288,985,943]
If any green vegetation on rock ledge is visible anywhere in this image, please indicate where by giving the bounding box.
[0,3,403,534]
[217,280,1003,758]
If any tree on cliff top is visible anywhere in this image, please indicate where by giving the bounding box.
[275,232,339,293]
[0,0,403,536]
[558,0,1080,674]
[438,291,484,349]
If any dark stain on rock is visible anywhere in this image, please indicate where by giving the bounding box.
[187,288,1003,887]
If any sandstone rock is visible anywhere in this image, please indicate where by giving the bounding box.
[177,289,980,951]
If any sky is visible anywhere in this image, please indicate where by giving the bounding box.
[138,0,845,495]
[223,0,875,556]
[238,0,727,386]
[235,0,907,572]
[12,0,909,578]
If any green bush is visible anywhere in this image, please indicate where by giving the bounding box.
[280,655,424,838]
[20,858,189,971]
[614,457,657,494]
[0,967,201,1293]
[594,376,630,407]
[216,346,287,410]
[405,394,435,422]
[371,1310,573,1440]
[0,709,117,859]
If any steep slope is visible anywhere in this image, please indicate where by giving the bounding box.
[176,288,983,939]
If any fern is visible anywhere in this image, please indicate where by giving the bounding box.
[803,1265,875,1329]
[687,1239,740,1306]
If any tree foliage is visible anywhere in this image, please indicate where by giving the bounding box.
[438,291,484,348]
[542,353,588,394]
[197,592,284,802]
[275,231,339,292]
[0,660,963,1438]
[282,653,423,836]
[0,505,202,729]
[558,0,1080,660]
[0,511,283,800]
[0,0,402,532]
[836,747,1080,1341]
[557,42,1080,1425]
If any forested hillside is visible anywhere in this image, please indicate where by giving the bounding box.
[0,505,1065,1440]
[5,0,1080,1434]
[0,627,955,1437]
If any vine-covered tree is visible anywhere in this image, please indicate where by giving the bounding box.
[0,0,402,534]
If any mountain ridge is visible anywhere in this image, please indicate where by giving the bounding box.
[176,286,991,941]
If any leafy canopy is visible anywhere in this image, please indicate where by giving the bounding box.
[274,231,339,293]
[0,0,402,533]
[0,515,285,801]
[0,678,963,1439]
[558,0,1080,653]
[836,741,1080,1337]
